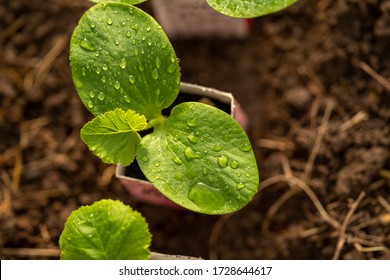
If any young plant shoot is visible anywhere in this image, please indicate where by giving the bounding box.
[71,1,259,214]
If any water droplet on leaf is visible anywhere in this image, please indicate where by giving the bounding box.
[230,160,239,169]
[73,78,84,89]
[187,134,198,144]
[240,143,252,152]
[80,38,95,51]
[187,182,224,211]
[119,59,126,69]
[217,155,228,168]
[128,75,136,84]
[155,57,161,68]
[141,156,149,162]
[172,156,183,165]
[151,68,159,79]
[97,92,105,100]
[184,147,199,160]
[167,63,176,73]
[212,145,222,152]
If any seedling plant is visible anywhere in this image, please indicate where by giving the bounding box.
[71,0,296,215]
[60,0,298,260]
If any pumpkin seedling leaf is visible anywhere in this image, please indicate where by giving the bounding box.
[59,199,151,260]
[70,3,180,119]
[206,0,297,18]
[136,102,259,214]
[81,108,147,166]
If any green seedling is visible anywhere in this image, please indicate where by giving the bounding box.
[59,199,151,260]
[71,1,260,214]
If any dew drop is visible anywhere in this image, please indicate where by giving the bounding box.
[151,68,159,80]
[187,182,224,211]
[102,64,108,71]
[146,27,151,32]
[97,92,105,101]
[114,39,120,46]
[138,62,144,72]
[131,23,139,30]
[80,37,95,51]
[114,81,121,90]
[230,160,239,169]
[90,22,96,28]
[155,57,161,68]
[172,156,183,165]
[217,155,228,168]
[126,31,132,38]
[87,101,94,108]
[141,156,149,162]
[202,168,208,175]
[89,91,95,98]
[245,173,251,178]
[187,134,198,144]
[106,18,113,25]
[101,76,106,83]
[236,183,245,190]
[124,95,131,103]
[212,145,222,152]
[240,143,252,152]
[73,78,84,89]
[119,59,127,69]
[186,119,197,127]
[167,63,176,73]
[128,75,136,84]
[184,147,199,161]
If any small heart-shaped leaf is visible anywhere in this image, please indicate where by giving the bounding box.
[81,108,147,166]
[206,0,297,18]
[136,102,259,214]
[59,199,151,260]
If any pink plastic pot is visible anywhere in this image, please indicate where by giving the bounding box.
[116,82,249,209]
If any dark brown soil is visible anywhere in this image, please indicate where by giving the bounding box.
[0,0,389,260]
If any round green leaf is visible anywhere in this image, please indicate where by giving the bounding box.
[81,108,147,166]
[89,0,147,4]
[206,0,297,18]
[70,3,180,119]
[59,199,151,260]
[136,102,259,214]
